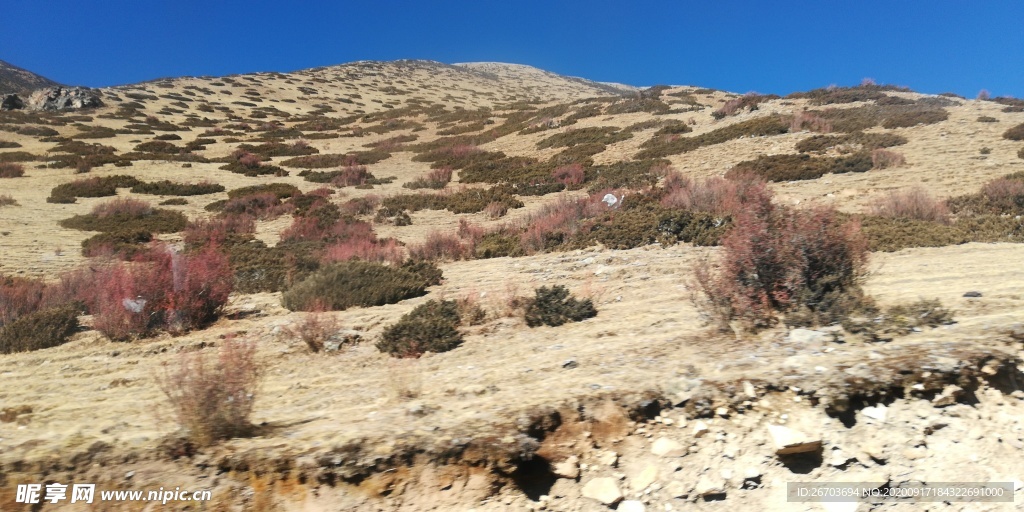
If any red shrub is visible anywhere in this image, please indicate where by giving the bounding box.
[870,149,906,169]
[0,275,48,327]
[220,193,288,219]
[981,177,1024,211]
[695,205,868,330]
[0,162,25,178]
[280,215,376,244]
[789,112,833,133]
[409,232,468,261]
[331,165,371,187]
[236,151,263,169]
[183,215,257,247]
[92,198,153,218]
[91,245,233,339]
[869,187,950,224]
[341,195,380,216]
[484,201,509,219]
[322,238,404,265]
[457,219,485,242]
[552,164,585,188]
[660,171,772,217]
[519,194,608,253]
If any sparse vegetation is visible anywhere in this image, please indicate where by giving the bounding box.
[0,162,24,178]
[869,187,950,224]
[130,181,225,196]
[726,152,872,182]
[282,260,433,311]
[636,116,790,159]
[60,198,187,234]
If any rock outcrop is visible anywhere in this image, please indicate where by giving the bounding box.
[0,94,23,110]
[25,86,103,111]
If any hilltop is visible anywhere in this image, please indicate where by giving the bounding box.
[0,59,62,96]
[1,60,1023,511]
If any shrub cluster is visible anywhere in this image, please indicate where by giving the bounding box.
[376,300,464,358]
[712,93,778,119]
[0,162,24,178]
[281,260,434,311]
[795,132,907,153]
[47,175,143,203]
[381,186,524,215]
[869,187,950,224]
[403,167,453,190]
[946,172,1024,216]
[726,152,872,182]
[524,285,597,327]
[60,198,188,234]
[130,180,225,196]
[636,116,790,159]
[1004,123,1024,141]
[536,127,631,149]
[0,305,80,354]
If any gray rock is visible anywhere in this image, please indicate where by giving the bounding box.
[963,291,982,298]
[26,86,103,111]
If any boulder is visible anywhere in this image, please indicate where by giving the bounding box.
[26,86,103,111]
[651,437,686,457]
[1,94,23,110]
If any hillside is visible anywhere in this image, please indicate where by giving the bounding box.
[1,60,1023,511]
[0,59,62,96]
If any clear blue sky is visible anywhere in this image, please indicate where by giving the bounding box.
[2,0,1022,98]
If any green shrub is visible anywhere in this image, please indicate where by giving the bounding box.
[282,261,432,311]
[47,175,143,203]
[536,127,631,149]
[376,300,464,358]
[60,206,187,234]
[474,232,523,259]
[636,116,789,159]
[380,186,524,214]
[842,299,954,341]
[159,198,188,206]
[131,181,225,196]
[0,151,38,162]
[1004,123,1024,141]
[236,141,318,158]
[227,183,300,200]
[726,152,871,182]
[880,109,949,128]
[524,285,597,327]
[81,230,154,258]
[0,305,80,354]
[858,215,1024,251]
[977,116,998,123]
[795,132,907,153]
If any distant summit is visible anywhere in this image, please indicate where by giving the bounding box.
[0,59,62,95]
[453,62,638,96]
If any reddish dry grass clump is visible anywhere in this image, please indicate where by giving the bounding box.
[0,162,25,178]
[870,149,906,169]
[552,163,585,188]
[409,231,469,261]
[659,171,772,216]
[322,237,404,265]
[331,165,372,187]
[869,187,950,224]
[157,338,263,446]
[91,197,153,218]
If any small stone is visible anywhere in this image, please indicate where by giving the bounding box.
[788,328,831,345]
[693,421,709,438]
[694,474,725,497]
[663,480,689,499]
[716,407,729,417]
[767,424,821,455]
[743,467,761,479]
[963,291,982,298]
[743,381,756,398]
[562,359,578,369]
[618,500,646,512]
[933,385,963,407]
[862,404,887,422]
[631,465,659,491]
[582,477,623,506]
[552,456,580,480]
[597,451,619,467]
[651,437,686,457]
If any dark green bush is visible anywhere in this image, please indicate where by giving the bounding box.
[81,230,153,258]
[376,300,463,358]
[524,285,597,327]
[60,208,187,234]
[282,261,432,311]
[159,198,188,206]
[0,305,80,354]
[536,127,631,149]
[236,141,318,158]
[636,116,789,159]
[47,175,143,203]
[795,132,907,153]
[227,183,300,200]
[134,140,182,154]
[858,215,1024,251]
[977,116,998,123]
[474,232,523,259]
[881,109,949,128]
[0,151,38,162]
[727,152,872,182]
[131,181,225,196]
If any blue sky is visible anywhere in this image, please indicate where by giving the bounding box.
[2,0,1022,97]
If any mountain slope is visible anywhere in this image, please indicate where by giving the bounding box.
[0,59,62,95]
